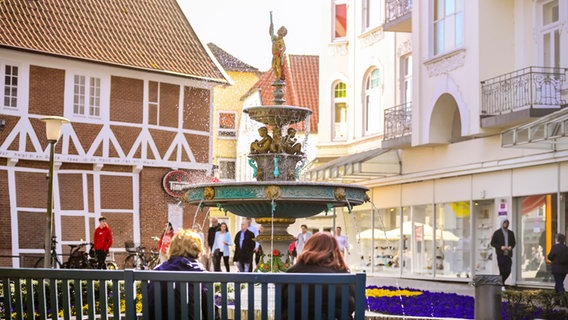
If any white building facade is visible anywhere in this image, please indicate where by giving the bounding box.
[309,0,568,288]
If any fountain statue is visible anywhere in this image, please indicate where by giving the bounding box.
[184,13,369,268]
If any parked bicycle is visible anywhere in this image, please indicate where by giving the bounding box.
[34,236,63,268]
[34,237,118,269]
[124,241,159,270]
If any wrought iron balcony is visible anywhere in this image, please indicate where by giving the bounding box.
[383,102,412,148]
[481,66,568,128]
[384,0,412,32]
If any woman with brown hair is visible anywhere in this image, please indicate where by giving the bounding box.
[282,232,355,319]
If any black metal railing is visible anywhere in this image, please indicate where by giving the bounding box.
[481,66,568,116]
[385,0,412,24]
[0,268,367,320]
[384,102,412,141]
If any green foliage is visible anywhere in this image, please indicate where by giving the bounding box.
[254,249,291,272]
[502,288,568,319]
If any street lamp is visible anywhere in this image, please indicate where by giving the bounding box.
[40,116,70,268]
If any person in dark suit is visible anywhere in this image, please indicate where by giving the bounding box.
[282,232,355,320]
[206,217,220,271]
[547,233,568,293]
[234,221,256,272]
[490,218,516,285]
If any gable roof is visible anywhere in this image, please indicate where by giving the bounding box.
[248,54,319,133]
[207,43,259,73]
[0,0,228,83]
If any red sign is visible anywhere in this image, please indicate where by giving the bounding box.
[162,170,192,198]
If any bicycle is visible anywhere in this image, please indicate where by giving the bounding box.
[34,236,63,268]
[123,241,160,270]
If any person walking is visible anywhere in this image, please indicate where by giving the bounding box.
[547,233,568,293]
[158,222,174,263]
[295,224,312,257]
[246,217,260,269]
[282,232,355,319]
[212,222,232,272]
[206,217,220,271]
[148,229,213,319]
[490,218,516,285]
[234,221,255,272]
[335,226,350,256]
[93,216,113,269]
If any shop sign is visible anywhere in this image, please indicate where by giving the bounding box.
[162,170,192,198]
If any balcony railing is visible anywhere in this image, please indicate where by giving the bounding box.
[385,0,412,25]
[384,102,412,141]
[481,66,568,116]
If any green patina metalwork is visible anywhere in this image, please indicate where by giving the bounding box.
[248,158,257,178]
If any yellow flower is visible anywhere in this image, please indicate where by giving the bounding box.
[366,288,423,298]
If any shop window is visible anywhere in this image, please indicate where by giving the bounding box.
[517,194,558,283]
[434,201,471,279]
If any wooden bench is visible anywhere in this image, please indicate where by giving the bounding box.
[0,268,366,319]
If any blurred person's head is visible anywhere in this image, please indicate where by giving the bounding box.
[167,229,203,259]
[557,233,566,244]
[296,232,348,271]
[219,222,228,232]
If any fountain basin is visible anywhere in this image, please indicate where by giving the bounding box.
[243,105,312,127]
[184,181,369,219]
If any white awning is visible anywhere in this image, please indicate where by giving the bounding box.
[501,107,568,149]
[303,148,400,182]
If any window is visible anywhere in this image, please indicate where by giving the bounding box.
[218,111,237,138]
[362,0,383,32]
[333,82,347,140]
[334,0,347,40]
[540,0,560,68]
[73,75,101,117]
[3,64,18,108]
[364,69,382,135]
[219,160,236,180]
[148,81,159,125]
[433,0,464,56]
[401,55,412,104]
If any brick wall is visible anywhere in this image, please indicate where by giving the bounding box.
[28,65,65,116]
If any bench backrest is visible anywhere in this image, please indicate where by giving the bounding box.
[0,268,367,320]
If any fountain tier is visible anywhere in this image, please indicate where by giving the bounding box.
[184,181,369,219]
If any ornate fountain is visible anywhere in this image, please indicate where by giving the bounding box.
[184,13,369,263]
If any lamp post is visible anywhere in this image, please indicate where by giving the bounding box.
[40,116,70,268]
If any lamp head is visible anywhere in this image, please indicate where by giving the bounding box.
[40,116,70,142]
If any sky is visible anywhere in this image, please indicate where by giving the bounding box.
[179,0,322,71]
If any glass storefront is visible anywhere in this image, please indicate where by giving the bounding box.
[344,193,566,287]
[517,193,567,284]
[435,201,471,279]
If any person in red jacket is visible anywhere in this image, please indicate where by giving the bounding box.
[93,216,113,269]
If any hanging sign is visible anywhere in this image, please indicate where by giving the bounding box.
[162,170,192,198]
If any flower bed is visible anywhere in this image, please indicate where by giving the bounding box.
[366,286,568,320]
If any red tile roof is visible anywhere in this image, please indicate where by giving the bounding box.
[0,0,228,83]
[250,54,319,133]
